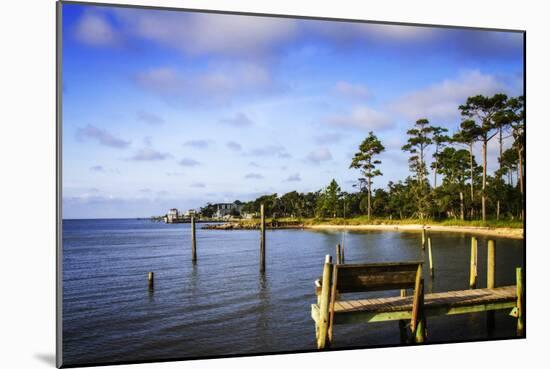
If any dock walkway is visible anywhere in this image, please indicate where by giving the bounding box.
[310,244,523,349]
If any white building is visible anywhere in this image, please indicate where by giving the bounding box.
[214,202,242,219]
[166,208,179,223]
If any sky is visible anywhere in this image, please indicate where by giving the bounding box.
[61,3,524,219]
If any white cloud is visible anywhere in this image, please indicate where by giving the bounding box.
[220,113,254,127]
[334,81,371,100]
[179,158,200,167]
[130,148,171,161]
[245,173,264,179]
[249,145,291,158]
[137,110,164,125]
[325,106,393,130]
[76,124,130,149]
[135,63,282,104]
[113,10,298,57]
[307,147,333,164]
[315,132,343,144]
[391,70,509,122]
[183,140,210,149]
[74,12,120,47]
[227,141,242,151]
[285,173,302,182]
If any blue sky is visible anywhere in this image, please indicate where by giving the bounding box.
[61,3,524,219]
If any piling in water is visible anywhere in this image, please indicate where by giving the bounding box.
[260,204,266,272]
[336,244,342,265]
[341,241,345,264]
[469,237,478,289]
[191,216,197,262]
[317,255,332,349]
[487,239,495,288]
[148,272,154,289]
[428,237,434,278]
[486,239,496,334]
[516,267,524,336]
[421,227,426,250]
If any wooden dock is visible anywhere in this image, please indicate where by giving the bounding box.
[312,285,517,325]
[311,239,524,348]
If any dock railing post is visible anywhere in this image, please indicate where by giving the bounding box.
[317,255,333,349]
[516,267,524,336]
[191,216,197,262]
[260,204,266,272]
[469,236,478,289]
[428,237,434,278]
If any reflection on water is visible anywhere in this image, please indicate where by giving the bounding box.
[62,219,523,366]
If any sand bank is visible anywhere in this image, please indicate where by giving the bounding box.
[305,224,523,240]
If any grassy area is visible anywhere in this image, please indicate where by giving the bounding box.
[235,217,523,229]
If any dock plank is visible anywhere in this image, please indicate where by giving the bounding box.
[327,286,516,316]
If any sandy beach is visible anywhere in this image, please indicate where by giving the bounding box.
[305,224,524,240]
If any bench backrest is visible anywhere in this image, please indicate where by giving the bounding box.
[333,261,422,293]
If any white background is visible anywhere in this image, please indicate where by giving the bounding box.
[0,0,547,368]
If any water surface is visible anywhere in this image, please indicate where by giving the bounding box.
[62,219,524,366]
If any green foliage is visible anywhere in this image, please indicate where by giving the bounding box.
[199,93,524,224]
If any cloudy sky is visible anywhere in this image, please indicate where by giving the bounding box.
[61,3,524,219]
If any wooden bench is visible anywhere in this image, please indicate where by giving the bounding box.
[311,255,523,349]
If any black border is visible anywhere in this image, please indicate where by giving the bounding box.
[56,1,527,368]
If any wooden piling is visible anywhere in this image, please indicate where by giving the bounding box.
[336,244,342,265]
[191,216,197,262]
[260,204,266,272]
[317,255,333,349]
[516,267,524,336]
[399,289,407,343]
[486,240,496,334]
[487,239,495,289]
[469,237,478,289]
[428,237,434,278]
[148,272,154,289]
[341,241,345,264]
[421,227,426,249]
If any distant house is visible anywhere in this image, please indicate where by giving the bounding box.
[183,209,196,218]
[214,202,242,219]
[166,208,179,223]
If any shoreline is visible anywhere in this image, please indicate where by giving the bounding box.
[203,221,523,239]
[304,224,524,239]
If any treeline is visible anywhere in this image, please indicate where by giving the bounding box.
[202,93,525,222]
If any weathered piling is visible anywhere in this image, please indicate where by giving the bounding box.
[421,227,426,249]
[336,244,342,265]
[487,239,495,288]
[399,289,408,343]
[469,237,478,289]
[516,267,524,336]
[191,216,197,262]
[341,241,345,264]
[259,204,266,272]
[317,255,333,349]
[428,237,434,278]
[486,240,496,334]
[148,272,154,289]
[411,264,425,343]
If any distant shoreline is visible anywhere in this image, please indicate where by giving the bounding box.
[204,221,524,239]
[304,224,524,240]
